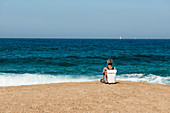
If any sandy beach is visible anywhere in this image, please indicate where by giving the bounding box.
[0,81,170,113]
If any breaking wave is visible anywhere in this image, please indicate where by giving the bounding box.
[0,73,99,87]
[117,74,170,85]
[0,73,169,87]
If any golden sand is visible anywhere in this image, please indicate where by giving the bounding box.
[0,81,170,113]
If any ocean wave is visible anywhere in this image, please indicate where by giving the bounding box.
[117,74,170,85]
[0,73,169,87]
[0,73,99,87]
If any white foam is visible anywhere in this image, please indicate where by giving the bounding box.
[117,74,170,85]
[0,73,99,87]
[0,73,169,87]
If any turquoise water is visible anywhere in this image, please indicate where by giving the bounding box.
[0,39,169,86]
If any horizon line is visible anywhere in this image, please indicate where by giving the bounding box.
[0,37,170,39]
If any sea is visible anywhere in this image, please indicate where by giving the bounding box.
[0,38,169,86]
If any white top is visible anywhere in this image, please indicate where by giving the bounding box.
[107,70,117,83]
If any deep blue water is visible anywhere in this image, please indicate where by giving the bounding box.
[0,39,170,86]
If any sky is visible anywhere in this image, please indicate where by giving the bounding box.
[0,0,170,39]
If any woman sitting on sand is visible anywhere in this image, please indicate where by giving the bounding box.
[101,59,116,83]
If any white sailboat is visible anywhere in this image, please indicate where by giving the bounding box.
[120,36,122,39]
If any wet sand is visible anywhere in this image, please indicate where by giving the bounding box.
[0,81,170,113]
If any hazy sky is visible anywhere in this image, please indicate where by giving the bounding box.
[0,0,170,38]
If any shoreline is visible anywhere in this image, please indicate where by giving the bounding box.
[0,80,170,112]
[0,80,169,88]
